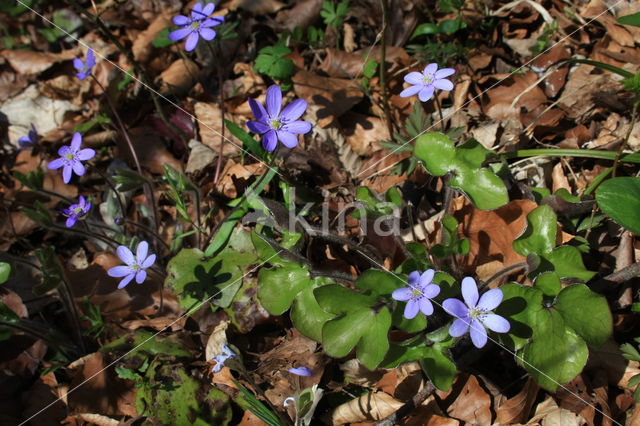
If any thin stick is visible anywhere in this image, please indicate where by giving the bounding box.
[612,99,639,177]
[378,0,394,137]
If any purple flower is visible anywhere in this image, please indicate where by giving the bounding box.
[400,63,455,102]
[47,132,95,184]
[288,366,312,377]
[18,124,38,148]
[73,48,95,80]
[247,85,312,152]
[392,269,441,319]
[168,2,224,52]
[211,343,236,373]
[442,277,510,348]
[107,241,156,289]
[61,196,91,228]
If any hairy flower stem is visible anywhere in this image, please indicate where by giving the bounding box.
[612,98,639,177]
[208,42,227,185]
[433,94,446,132]
[500,148,640,164]
[90,75,160,248]
[378,0,394,137]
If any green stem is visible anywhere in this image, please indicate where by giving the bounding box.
[612,99,640,177]
[378,0,394,137]
[499,149,640,164]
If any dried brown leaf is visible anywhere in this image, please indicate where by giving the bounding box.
[331,391,403,425]
[1,49,76,75]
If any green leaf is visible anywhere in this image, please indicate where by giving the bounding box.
[513,205,557,256]
[533,272,561,296]
[555,284,612,347]
[290,284,334,342]
[226,120,264,160]
[392,304,426,333]
[254,44,294,81]
[618,12,640,27]
[544,246,595,282]
[414,132,456,176]
[438,19,467,34]
[355,269,401,296]
[314,285,391,370]
[517,309,588,392]
[420,345,457,391]
[0,263,10,285]
[495,283,542,350]
[449,167,509,210]
[596,177,640,234]
[34,246,64,294]
[411,23,439,38]
[152,28,174,47]
[569,58,634,79]
[258,260,312,315]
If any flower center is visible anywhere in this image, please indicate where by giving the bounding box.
[191,21,201,30]
[66,153,75,161]
[469,307,487,320]
[269,118,282,130]
[73,207,83,214]
[423,76,433,84]
[132,264,140,271]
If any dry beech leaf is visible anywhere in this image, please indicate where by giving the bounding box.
[445,375,492,425]
[1,49,76,75]
[194,102,241,157]
[69,413,120,426]
[132,14,173,63]
[159,59,202,96]
[527,395,586,425]
[485,72,547,121]
[216,159,267,198]
[340,358,386,387]
[205,320,230,362]
[126,126,183,174]
[227,0,285,14]
[319,47,409,79]
[186,139,217,174]
[276,0,323,32]
[495,377,539,424]
[23,372,66,424]
[330,391,403,425]
[339,112,389,156]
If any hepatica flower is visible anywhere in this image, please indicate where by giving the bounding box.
[108,241,156,289]
[247,85,312,152]
[442,277,510,348]
[392,269,440,319]
[18,124,38,148]
[47,132,95,184]
[61,196,91,228]
[400,63,455,102]
[169,2,224,52]
[74,48,95,80]
[288,366,312,377]
[211,343,236,373]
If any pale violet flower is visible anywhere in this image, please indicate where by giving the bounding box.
[18,124,38,148]
[211,343,236,373]
[400,63,455,102]
[247,85,312,152]
[61,196,91,228]
[168,2,224,52]
[107,241,156,289]
[442,277,510,348]
[73,48,95,80]
[47,132,95,184]
[392,269,440,319]
[288,366,312,377]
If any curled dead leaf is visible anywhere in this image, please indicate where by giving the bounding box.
[330,390,403,425]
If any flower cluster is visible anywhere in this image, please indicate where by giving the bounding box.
[392,271,509,348]
[168,2,224,52]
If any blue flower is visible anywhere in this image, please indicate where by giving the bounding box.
[107,241,156,289]
[18,124,38,148]
[247,85,312,152]
[168,2,224,52]
[47,132,95,184]
[73,48,95,80]
[288,366,312,377]
[442,277,510,348]
[392,269,440,319]
[61,195,91,228]
[211,343,236,373]
[400,63,455,102]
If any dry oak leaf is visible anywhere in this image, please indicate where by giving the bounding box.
[194,102,241,157]
[159,58,202,96]
[227,0,285,14]
[132,14,173,63]
[330,391,403,425]
[292,70,363,128]
[445,374,492,425]
[495,377,540,424]
[1,49,76,75]
[339,112,389,156]
[485,72,547,121]
[526,395,586,425]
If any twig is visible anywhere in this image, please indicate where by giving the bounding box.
[612,98,639,177]
[374,381,435,426]
[592,261,640,293]
[378,0,394,137]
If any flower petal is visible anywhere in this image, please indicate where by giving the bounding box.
[442,298,468,318]
[478,288,503,311]
[173,15,190,25]
[419,269,435,287]
[469,320,488,348]
[199,28,216,41]
[191,1,204,19]
[136,241,149,261]
[248,97,268,123]
[424,63,438,76]
[108,265,133,277]
[461,276,479,308]
[117,246,136,265]
[288,366,312,376]
[282,120,311,134]
[422,283,441,299]
[185,32,200,52]
[135,269,147,284]
[404,71,424,85]
[47,158,65,170]
[407,271,420,286]
[72,161,85,176]
[280,98,307,121]
[449,318,470,337]
[141,254,156,269]
[66,217,77,228]
[201,17,223,27]
[86,49,95,68]
[435,68,456,79]
[399,85,421,98]
[418,85,435,102]
[481,314,510,333]
[73,57,84,71]
[392,287,413,301]
[117,273,135,289]
[433,78,454,91]
[168,27,192,41]
[62,165,72,183]
[265,85,282,117]
[276,130,298,148]
[404,299,420,319]
[76,148,95,161]
[247,120,270,134]
[202,2,215,16]
[71,132,82,151]
[76,71,89,81]
[419,298,434,316]
[262,130,278,152]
